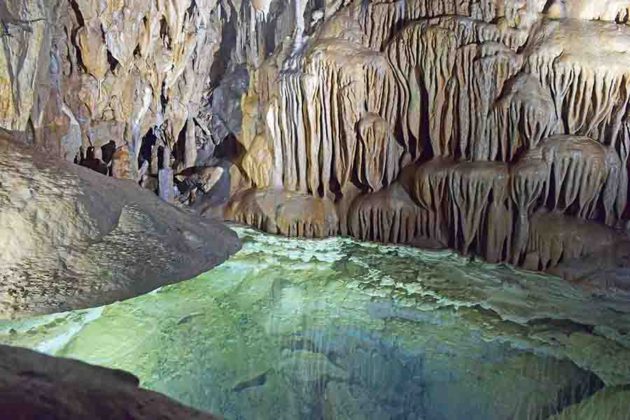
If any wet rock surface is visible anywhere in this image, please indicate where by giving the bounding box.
[0,131,240,319]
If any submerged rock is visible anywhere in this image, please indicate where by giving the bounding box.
[277,349,349,383]
[2,226,626,419]
[551,386,630,420]
[0,132,241,319]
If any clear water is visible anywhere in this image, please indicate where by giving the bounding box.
[1,226,629,419]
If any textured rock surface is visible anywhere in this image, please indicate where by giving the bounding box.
[0,344,216,419]
[0,131,240,319]
[226,188,339,237]
[3,0,630,275]
[2,2,630,417]
[1,0,224,181]
[221,0,630,277]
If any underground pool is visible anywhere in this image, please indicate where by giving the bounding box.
[1,226,629,419]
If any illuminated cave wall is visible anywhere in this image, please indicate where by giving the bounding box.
[228,0,630,274]
[2,0,630,274]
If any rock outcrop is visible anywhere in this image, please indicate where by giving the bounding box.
[0,344,216,419]
[0,130,240,319]
[1,0,223,186]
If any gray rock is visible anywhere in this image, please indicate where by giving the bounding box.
[210,65,250,143]
[0,131,241,319]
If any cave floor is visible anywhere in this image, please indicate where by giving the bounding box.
[1,226,629,419]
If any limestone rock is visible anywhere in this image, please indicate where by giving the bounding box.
[0,132,240,319]
[349,183,424,245]
[1,0,223,181]
[4,0,630,280]
[224,0,630,279]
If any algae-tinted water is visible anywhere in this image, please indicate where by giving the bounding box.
[1,227,629,419]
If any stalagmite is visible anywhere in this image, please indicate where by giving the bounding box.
[184,118,198,170]
[111,145,131,179]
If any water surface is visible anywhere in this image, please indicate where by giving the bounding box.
[2,227,629,419]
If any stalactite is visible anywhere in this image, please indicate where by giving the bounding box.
[354,113,405,192]
[509,158,549,263]
[448,162,510,254]
[491,74,557,161]
[403,158,457,245]
[531,136,610,219]
[262,33,397,198]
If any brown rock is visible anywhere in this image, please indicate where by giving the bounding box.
[0,344,217,419]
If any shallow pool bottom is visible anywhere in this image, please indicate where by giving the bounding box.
[1,227,629,419]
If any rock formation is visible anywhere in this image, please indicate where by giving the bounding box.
[3,0,630,416]
[222,0,630,278]
[0,344,216,419]
[0,129,240,319]
[3,0,630,276]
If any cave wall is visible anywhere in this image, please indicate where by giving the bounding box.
[228,0,630,274]
[0,0,224,177]
[2,0,630,276]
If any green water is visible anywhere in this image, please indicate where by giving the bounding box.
[1,226,629,419]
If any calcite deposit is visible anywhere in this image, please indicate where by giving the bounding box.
[3,0,630,277]
[3,0,630,416]
[224,0,630,278]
